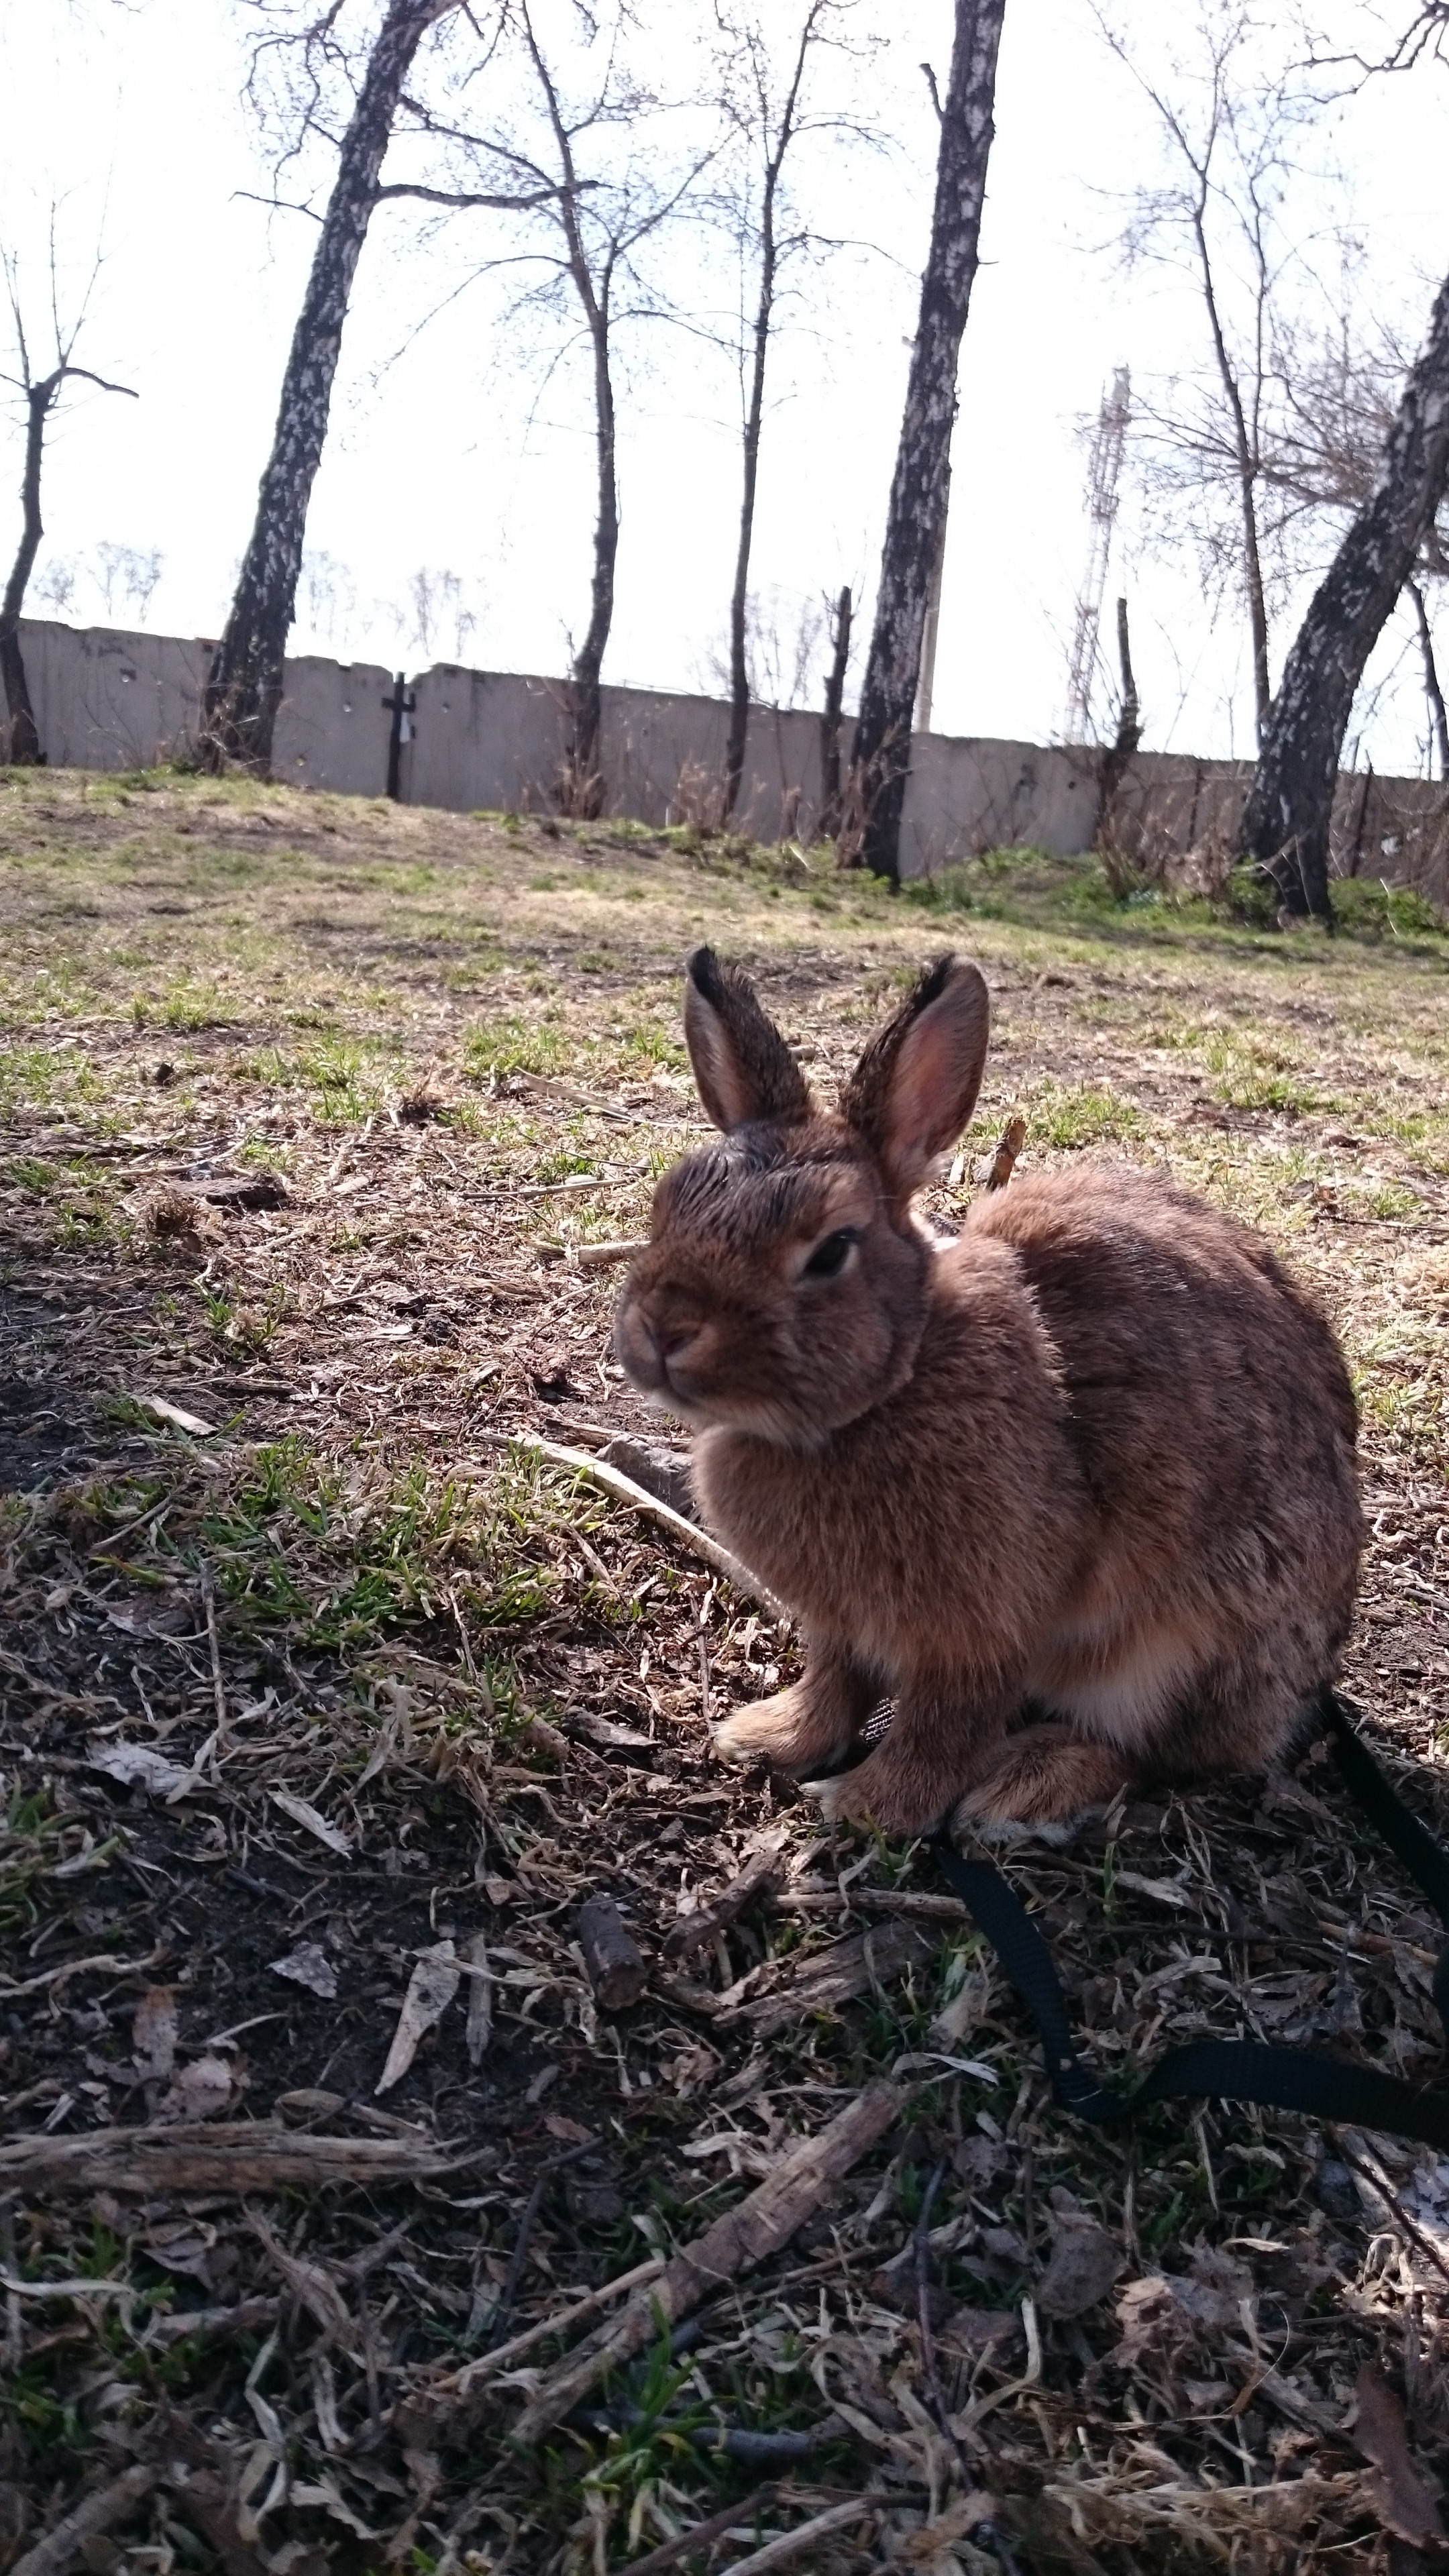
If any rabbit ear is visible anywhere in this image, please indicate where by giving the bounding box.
[843,955,990,1198]
[683,947,812,1133]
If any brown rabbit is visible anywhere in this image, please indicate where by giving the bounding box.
[614,949,1363,1841]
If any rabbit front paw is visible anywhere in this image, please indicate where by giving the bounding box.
[712,1684,853,1775]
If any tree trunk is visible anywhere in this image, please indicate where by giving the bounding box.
[0,376,59,765]
[562,301,617,818]
[1408,576,1449,779]
[1093,594,1142,848]
[723,20,816,820]
[818,582,851,839]
[842,0,1005,881]
[724,187,777,819]
[201,0,457,774]
[1240,265,1449,919]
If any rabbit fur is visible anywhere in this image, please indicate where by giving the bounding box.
[613,948,1363,1841]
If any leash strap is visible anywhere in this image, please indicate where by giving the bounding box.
[931,1693,1449,2151]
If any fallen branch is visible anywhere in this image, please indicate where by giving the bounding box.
[0,2121,477,2196]
[515,1436,786,1613]
[973,1114,1026,1191]
[508,2082,902,2443]
[11,2465,157,2576]
[573,1238,647,1269]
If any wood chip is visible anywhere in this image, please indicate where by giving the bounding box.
[727,1919,937,2037]
[578,1897,647,2010]
[464,1932,492,2066]
[137,1392,217,1436]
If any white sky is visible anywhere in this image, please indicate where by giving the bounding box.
[2,0,1447,775]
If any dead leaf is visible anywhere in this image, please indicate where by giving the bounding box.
[270,1790,353,1856]
[543,2112,595,2144]
[376,1942,461,2094]
[138,1392,217,1437]
[1353,2362,1445,2547]
[132,1988,178,2084]
[89,1740,191,1796]
[269,1943,339,2000]
[156,2056,237,2125]
[1036,2216,1126,2318]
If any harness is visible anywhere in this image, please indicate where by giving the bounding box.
[932,1692,1449,2151]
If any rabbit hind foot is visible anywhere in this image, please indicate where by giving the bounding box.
[951,1727,1135,1847]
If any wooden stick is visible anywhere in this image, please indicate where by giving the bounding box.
[508,2082,902,2444]
[430,2254,665,2399]
[11,2464,157,2576]
[516,1436,786,1613]
[573,1239,647,1269]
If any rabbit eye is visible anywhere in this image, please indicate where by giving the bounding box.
[802,1227,859,1280]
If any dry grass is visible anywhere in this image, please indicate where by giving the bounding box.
[2,766,1449,2575]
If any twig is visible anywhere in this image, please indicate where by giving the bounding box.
[509,2082,902,2443]
[915,2157,949,2422]
[10,2465,157,2576]
[488,2143,592,2346]
[573,1238,646,1269]
[0,1947,164,2000]
[1338,2139,1449,2294]
[433,2255,665,2397]
[717,2497,878,2575]
[619,2489,782,2575]
[515,1435,786,1611]
[199,1565,227,1734]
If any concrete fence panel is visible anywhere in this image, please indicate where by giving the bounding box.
[8,615,1444,892]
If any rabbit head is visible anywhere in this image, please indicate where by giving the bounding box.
[613,947,989,1443]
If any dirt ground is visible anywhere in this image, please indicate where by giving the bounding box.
[3,765,1449,2575]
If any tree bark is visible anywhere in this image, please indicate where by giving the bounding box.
[843,0,1005,881]
[1,376,60,764]
[1241,265,1449,918]
[1408,576,1449,778]
[201,0,459,773]
[818,581,851,838]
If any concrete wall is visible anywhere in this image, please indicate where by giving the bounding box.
[9,614,1446,892]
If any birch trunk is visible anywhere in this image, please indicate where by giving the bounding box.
[1240,266,1449,918]
[201,0,458,773]
[561,299,617,817]
[1,378,57,764]
[843,0,1005,882]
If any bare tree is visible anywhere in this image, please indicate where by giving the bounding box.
[1,239,136,765]
[398,3,712,815]
[1095,5,1324,749]
[1241,263,1449,914]
[843,0,1006,883]
[714,1,865,818]
[201,0,515,772]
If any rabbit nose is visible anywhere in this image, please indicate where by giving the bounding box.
[651,1316,700,1364]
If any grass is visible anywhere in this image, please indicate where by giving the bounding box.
[2,765,1449,2572]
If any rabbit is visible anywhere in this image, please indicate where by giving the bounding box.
[613,947,1363,1843]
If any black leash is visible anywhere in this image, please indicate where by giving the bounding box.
[931,1692,1449,2151]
